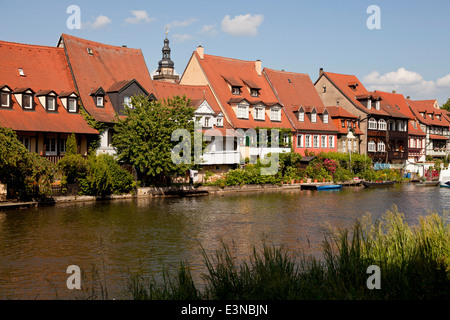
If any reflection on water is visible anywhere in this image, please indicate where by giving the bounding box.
[0,184,449,299]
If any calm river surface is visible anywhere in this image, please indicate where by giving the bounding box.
[0,183,449,300]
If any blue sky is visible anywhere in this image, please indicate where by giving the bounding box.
[2,0,450,104]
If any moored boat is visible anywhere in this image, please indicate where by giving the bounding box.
[362,181,395,188]
[316,184,343,190]
[415,181,439,187]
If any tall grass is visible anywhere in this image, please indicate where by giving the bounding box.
[124,207,449,300]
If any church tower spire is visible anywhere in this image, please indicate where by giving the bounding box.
[153,29,179,83]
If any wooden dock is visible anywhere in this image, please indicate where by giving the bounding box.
[0,201,39,210]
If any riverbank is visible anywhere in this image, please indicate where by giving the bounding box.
[0,179,384,210]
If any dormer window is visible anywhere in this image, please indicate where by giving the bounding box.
[23,94,33,109]
[270,106,281,121]
[254,105,265,120]
[216,117,223,127]
[59,92,78,113]
[97,96,104,107]
[298,109,304,122]
[0,85,11,108]
[237,103,249,119]
[375,100,380,110]
[68,98,77,112]
[124,96,132,108]
[323,110,329,124]
[250,89,260,97]
[232,86,241,95]
[311,109,317,123]
[367,100,372,109]
[18,68,25,77]
[87,48,93,56]
[437,114,441,120]
[47,96,56,111]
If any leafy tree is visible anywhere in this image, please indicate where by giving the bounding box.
[441,98,450,112]
[57,132,88,184]
[66,132,77,155]
[113,95,198,185]
[0,126,55,198]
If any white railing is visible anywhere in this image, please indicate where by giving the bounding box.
[201,150,241,165]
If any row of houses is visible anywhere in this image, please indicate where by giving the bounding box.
[1,34,449,177]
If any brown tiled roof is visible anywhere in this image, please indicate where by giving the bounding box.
[408,99,450,127]
[61,34,157,123]
[191,52,293,130]
[264,68,338,133]
[0,40,97,134]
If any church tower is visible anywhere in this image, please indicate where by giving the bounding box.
[153,30,179,82]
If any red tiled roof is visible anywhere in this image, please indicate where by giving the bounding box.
[372,91,411,119]
[61,34,157,123]
[408,99,450,127]
[322,72,389,116]
[326,106,363,135]
[0,40,97,134]
[264,68,338,133]
[429,134,448,140]
[191,52,293,130]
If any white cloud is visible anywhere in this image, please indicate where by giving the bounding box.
[166,18,197,29]
[125,10,155,24]
[200,24,217,36]
[82,15,112,29]
[436,74,450,87]
[173,34,193,42]
[91,15,112,29]
[363,67,441,98]
[221,14,264,36]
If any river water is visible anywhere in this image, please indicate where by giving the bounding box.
[0,183,449,300]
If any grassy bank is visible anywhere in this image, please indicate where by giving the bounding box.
[123,206,449,300]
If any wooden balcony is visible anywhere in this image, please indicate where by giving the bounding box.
[388,151,408,161]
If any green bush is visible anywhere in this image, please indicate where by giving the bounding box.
[58,154,88,184]
[79,154,136,196]
[333,167,353,183]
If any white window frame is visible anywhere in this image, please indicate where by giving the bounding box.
[297,134,304,148]
[68,98,77,112]
[367,100,372,109]
[124,96,132,108]
[305,135,311,148]
[270,107,281,121]
[96,96,104,107]
[313,135,319,148]
[254,106,265,120]
[323,112,329,124]
[204,117,211,127]
[23,94,33,109]
[311,110,317,123]
[250,89,259,97]
[375,100,380,110]
[45,137,57,155]
[328,135,334,148]
[377,140,386,152]
[298,110,304,122]
[368,140,376,152]
[237,104,249,119]
[321,135,327,148]
[1,92,10,107]
[216,117,223,127]
[342,139,347,153]
[368,118,377,130]
[378,119,387,131]
[283,134,290,145]
[47,96,56,111]
[232,87,240,95]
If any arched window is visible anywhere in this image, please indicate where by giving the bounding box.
[377,140,386,152]
[368,118,377,130]
[368,140,376,152]
[378,119,387,131]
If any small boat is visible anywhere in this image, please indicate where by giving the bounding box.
[362,181,395,188]
[438,169,450,188]
[317,184,343,190]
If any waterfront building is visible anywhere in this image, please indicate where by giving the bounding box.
[407,99,450,159]
[326,106,364,154]
[263,68,339,156]
[314,69,406,163]
[0,40,98,163]
[179,45,294,162]
[374,91,426,163]
[57,34,157,155]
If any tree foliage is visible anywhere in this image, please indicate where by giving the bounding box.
[113,95,197,185]
[0,126,56,198]
[441,98,450,112]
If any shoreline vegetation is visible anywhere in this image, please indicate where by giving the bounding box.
[73,207,448,300]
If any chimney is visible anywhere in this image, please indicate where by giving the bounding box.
[406,96,410,100]
[197,44,204,59]
[319,68,324,77]
[255,59,262,76]
[392,90,396,94]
